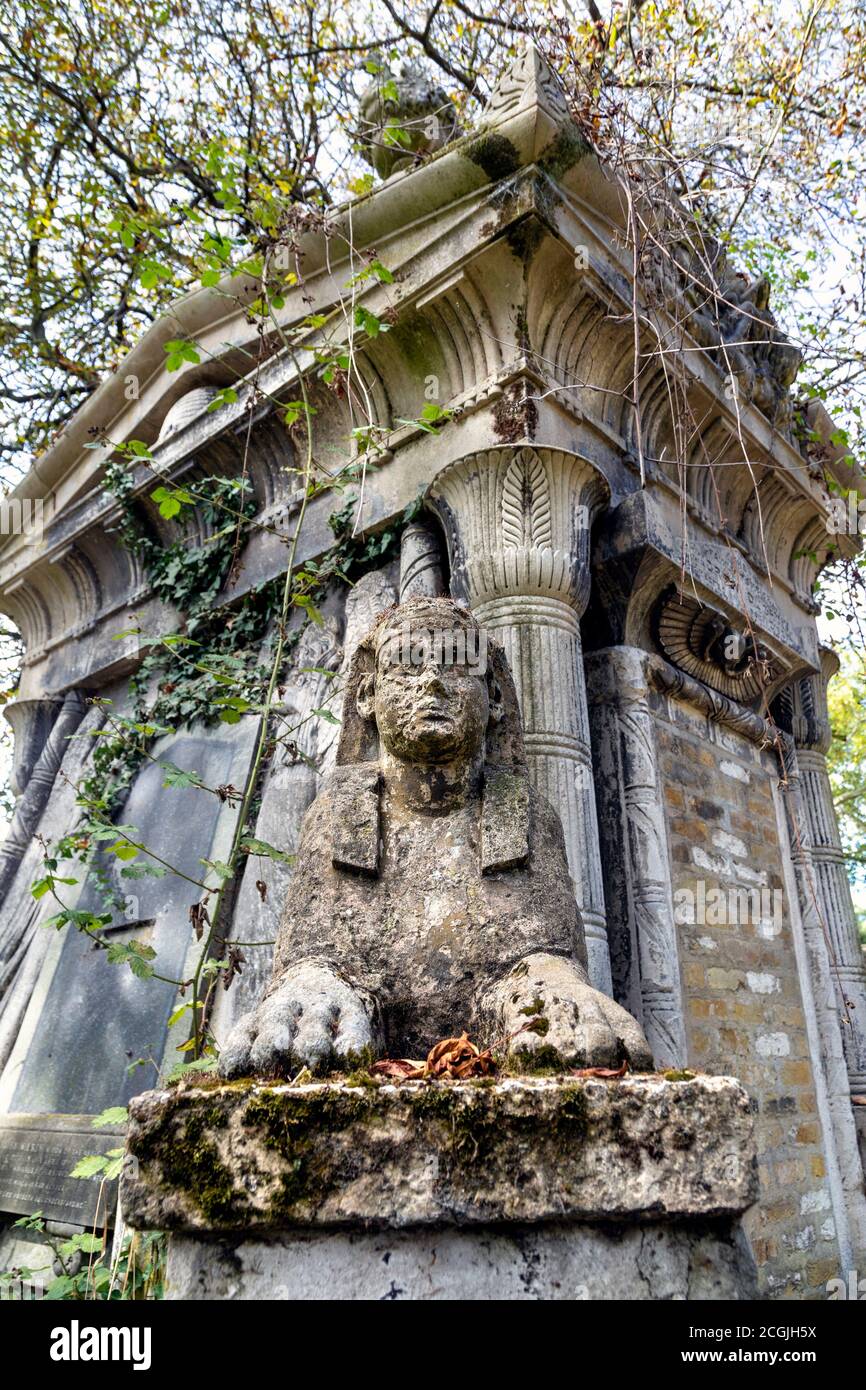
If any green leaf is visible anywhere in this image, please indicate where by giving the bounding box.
[92,1107,128,1128]
[354,306,387,338]
[311,707,340,725]
[45,1276,75,1300]
[163,339,202,372]
[70,1154,109,1179]
[201,858,234,883]
[167,1000,203,1028]
[293,594,323,625]
[105,939,157,979]
[240,837,294,864]
[126,440,150,458]
[151,484,196,519]
[120,863,166,880]
[161,761,204,789]
[108,841,140,862]
[103,1153,126,1181]
[206,387,239,412]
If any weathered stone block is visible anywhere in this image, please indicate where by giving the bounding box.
[163,1220,757,1301]
[122,1073,757,1235]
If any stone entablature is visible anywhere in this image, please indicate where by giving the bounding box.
[0,48,859,702]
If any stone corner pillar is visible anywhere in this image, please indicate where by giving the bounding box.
[781,651,866,1195]
[430,445,612,991]
[584,645,688,1069]
[123,1074,758,1301]
[0,689,88,909]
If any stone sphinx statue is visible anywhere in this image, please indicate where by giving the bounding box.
[220,597,653,1076]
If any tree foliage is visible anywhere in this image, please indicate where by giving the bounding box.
[0,1,865,478]
[827,650,866,940]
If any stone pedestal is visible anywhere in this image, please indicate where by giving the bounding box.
[122,1073,758,1301]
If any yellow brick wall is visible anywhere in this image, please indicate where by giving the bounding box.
[655,704,840,1297]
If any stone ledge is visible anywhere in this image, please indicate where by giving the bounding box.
[122,1073,757,1235]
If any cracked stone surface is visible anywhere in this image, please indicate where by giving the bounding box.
[164,1221,758,1301]
[122,1073,757,1235]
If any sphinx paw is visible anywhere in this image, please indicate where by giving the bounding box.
[218,961,379,1078]
[495,952,654,1072]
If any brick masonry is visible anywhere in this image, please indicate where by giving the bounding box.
[652,691,840,1298]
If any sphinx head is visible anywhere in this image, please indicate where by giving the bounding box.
[354,598,503,766]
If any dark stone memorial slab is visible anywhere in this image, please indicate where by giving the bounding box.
[9,726,255,1116]
[0,1113,123,1226]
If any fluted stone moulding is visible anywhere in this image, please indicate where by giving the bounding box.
[399,520,446,601]
[782,650,866,1110]
[3,696,64,798]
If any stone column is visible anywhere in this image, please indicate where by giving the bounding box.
[776,727,866,1263]
[3,696,64,798]
[431,446,612,991]
[585,647,687,1067]
[399,520,446,601]
[788,651,866,1137]
[0,690,87,910]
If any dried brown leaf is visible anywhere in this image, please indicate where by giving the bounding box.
[188,900,211,941]
[370,1058,426,1079]
[570,1061,628,1080]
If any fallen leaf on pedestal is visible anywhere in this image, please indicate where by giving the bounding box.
[424,1031,496,1079]
[570,1061,628,1079]
[370,1057,427,1079]
[370,1032,497,1081]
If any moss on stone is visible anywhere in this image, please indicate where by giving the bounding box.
[159,1109,245,1225]
[506,215,545,263]
[538,124,590,179]
[240,1085,381,1222]
[243,1086,377,1152]
[466,133,520,182]
[402,1078,589,1177]
[503,1044,566,1074]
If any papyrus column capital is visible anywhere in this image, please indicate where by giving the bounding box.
[430,445,609,617]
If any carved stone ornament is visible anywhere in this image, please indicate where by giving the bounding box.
[358,62,461,180]
[220,596,652,1076]
[655,587,788,705]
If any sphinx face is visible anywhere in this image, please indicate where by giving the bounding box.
[369,627,489,765]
